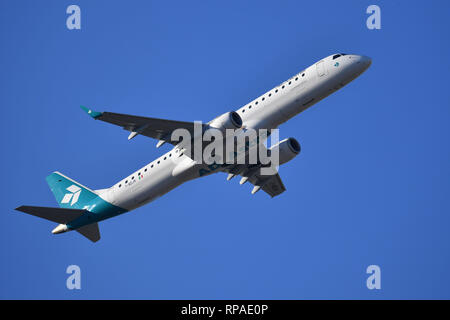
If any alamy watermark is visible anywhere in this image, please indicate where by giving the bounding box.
[66,5,81,30]
[166,123,284,176]
[366,265,381,290]
[366,5,381,30]
[66,265,81,290]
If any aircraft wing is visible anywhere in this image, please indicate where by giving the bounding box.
[225,165,286,198]
[80,106,207,147]
[249,171,286,197]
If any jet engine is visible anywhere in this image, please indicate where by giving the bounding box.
[269,138,301,165]
[208,111,243,131]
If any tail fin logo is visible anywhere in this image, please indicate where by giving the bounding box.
[61,185,82,206]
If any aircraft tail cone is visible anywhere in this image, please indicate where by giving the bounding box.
[52,224,68,234]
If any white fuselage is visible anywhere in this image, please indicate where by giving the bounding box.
[100,54,371,211]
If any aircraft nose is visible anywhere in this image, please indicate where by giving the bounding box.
[361,55,372,67]
[355,55,371,68]
[353,55,372,72]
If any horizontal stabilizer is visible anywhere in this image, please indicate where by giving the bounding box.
[15,206,101,242]
[15,206,85,223]
[76,223,100,242]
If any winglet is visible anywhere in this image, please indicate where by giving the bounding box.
[80,105,102,119]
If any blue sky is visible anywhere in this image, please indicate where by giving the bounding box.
[1,0,450,299]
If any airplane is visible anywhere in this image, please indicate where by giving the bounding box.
[15,53,371,242]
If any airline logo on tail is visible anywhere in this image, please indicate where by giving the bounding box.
[61,185,82,206]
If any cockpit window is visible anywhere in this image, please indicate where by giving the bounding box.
[333,54,341,60]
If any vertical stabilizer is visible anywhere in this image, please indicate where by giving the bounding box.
[46,172,99,210]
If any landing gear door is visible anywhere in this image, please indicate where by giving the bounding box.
[316,60,326,77]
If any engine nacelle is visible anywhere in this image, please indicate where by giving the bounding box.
[208,111,243,131]
[269,138,301,165]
